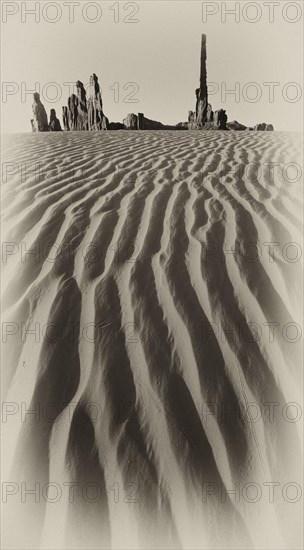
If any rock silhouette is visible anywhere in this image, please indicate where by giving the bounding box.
[226,120,274,131]
[123,113,138,130]
[31,93,48,132]
[214,109,228,130]
[187,36,274,131]
[193,34,209,128]
[122,113,188,130]
[62,74,108,131]
[108,122,125,130]
[227,120,248,131]
[188,35,227,130]
[75,81,89,130]
[62,106,69,131]
[68,94,79,130]
[49,109,62,131]
[254,123,274,131]
[29,36,273,132]
[87,74,109,130]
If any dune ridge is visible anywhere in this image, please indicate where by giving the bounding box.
[1,130,303,549]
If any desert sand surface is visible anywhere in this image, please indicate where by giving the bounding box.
[1,130,303,549]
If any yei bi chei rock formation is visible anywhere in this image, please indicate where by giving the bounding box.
[31,74,109,133]
[61,74,109,131]
[30,35,274,132]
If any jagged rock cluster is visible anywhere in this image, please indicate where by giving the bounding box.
[188,106,228,130]
[30,36,273,133]
[62,74,109,131]
[31,74,109,133]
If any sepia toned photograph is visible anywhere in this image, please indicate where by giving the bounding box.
[1,1,303,549]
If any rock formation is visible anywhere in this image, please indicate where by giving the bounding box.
[87,73,109,130]
[140,116,173,130]
[175,122,189,129]
[75,80,88,130]
[62,106,69,131]
[187,36,274,131]
[62,82,88,131]
[194,34,208,127]
[122,113,188,130]
[123,113,138,130]
[67,94,78,130]
[49,109,62,131]
[227,120,247,131]
[214,109,228,130]
[188,36,212,129]
[62,74,108,131]
[108,122,125,130]
[137,112,144,130]
[254,123,274,131]
[29,36,273,133]
[31,92,48,132]
[188,35,227,130]
[226,120,274,131]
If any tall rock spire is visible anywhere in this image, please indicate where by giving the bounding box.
[188,34,227,130]
[200,34,208,106]
[195,34,208,127]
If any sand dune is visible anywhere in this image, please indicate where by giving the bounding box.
[1,131,303,549]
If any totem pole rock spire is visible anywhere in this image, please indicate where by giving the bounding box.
[195,33,209,127]
[200,34,208,106]
[188,34,227,130]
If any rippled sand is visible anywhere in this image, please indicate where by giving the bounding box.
[1,131,303,549]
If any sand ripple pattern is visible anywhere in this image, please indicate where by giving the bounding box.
[1,131,303,549]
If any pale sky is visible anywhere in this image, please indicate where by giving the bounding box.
[1,0,303,132]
